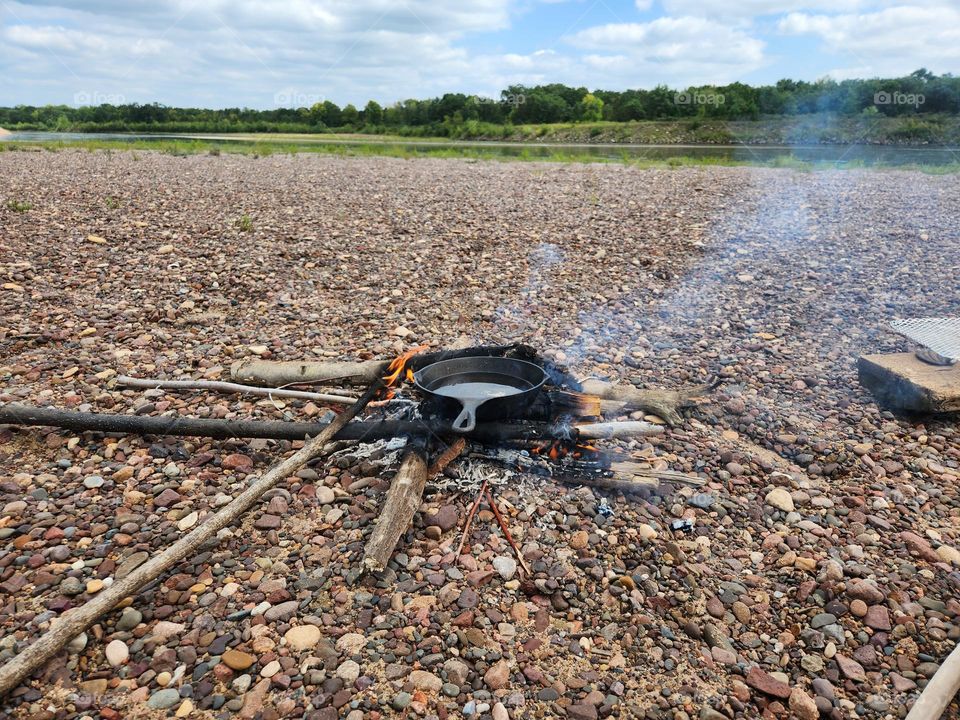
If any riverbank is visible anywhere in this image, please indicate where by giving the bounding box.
[2,113,958,146]
[3,138,960,172]
[1,151,959,719]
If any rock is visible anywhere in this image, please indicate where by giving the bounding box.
[147,689,182,710]
[79,679,107,695]
[431,505,459,531]
[765,488,794,512]
[222,649,256,670]
[284,625,321,651]
[177,511,198,530]
[900,531,940,562]
[409,670,442,693]
[116,607,143,632]
[745,666,791,698]
[154,488,181,507]
[846,579,885,605]
[105,639,129,667]
[336,632,366,655]
[83,475,104,489]
[335,660,361,684]
[570,530,589,549]
[484,660,510,690]
[175,699,193,717]
[223,453,253,471]
[492,556,518,580]
[836,654,866,682]
[637,523,658,541]
[67,632,88,653]
[789,688,818,720]
[936,544,960,566]
[264,600,298,622]
[392,692,412,710]
[864,605,891,630]
[316,486,336,504]
[568,705,598,720]
[492,703,510,720]
[443,658,470,686]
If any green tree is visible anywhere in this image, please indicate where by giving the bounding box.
[579,93,604,122]
[341,104,360,126]
[363,100,383,125]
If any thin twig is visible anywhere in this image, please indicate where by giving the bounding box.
[454,478,487,562]
[116,375,357,405]
[486,488,532,577]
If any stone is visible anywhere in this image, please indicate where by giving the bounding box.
[260,660,281,678]
[222,649,256,670]
[864,605,891,630]
[492,556,518,581]
[789,688,818,720]
[410,670,442,693]
[431,505,459,531]
[836,654,867,682]
[223,453,253,470]
[443,658,470,686]
[570,530,589,549]
[936,545,960,566]
[264,600,298,622]
[745,666,791,699]
[336,632,366,655]
[484,660,510,690]
[492,703,510,720]
[846,579,885,605]
[316,486,336,504]
[392,692,412,711]
[637,523,658,541]
[83,475,104,489]
[154,488,182,507]
[67,632,88,653]
[147,689,182,710]
[116,607,143,631]
[175,699,193,717]
[105,639,129,667]
[177,511,198,531]
[284,625,322,651]
[900,531,940,563]
[765,488,794,512]
[567,704,598,720]
[335,660,361,684]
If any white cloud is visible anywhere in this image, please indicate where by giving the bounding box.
[569,16,766,84]
[779,4,960,75]
[661,0,873,17]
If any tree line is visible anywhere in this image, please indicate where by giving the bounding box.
[1,70,955,135]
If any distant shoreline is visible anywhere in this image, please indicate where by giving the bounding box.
[0,127,11,137]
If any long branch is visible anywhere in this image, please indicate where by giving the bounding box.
[116,375,356,405]
[0,381,383,698]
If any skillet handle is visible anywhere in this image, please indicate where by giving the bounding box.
[452,405,477,433]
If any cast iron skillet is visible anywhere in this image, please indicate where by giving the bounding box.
[413,357,547,433]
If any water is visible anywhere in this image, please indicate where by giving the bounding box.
[433,382,524,402]
[1,130,957,166]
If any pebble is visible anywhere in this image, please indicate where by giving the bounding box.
[105,639,129,667]
[764,487,794,512]
[492,556,518,580]
[147,689,182,710]
[284,625,321,650]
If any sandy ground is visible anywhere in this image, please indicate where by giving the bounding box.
[1,150,959,719]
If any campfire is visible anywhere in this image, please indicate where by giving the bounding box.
[0,342,714,694]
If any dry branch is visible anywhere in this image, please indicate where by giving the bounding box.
[905,640,960,720]
[0,405,665,444]
[579,378,713,426]
[576,420,664,439]
[0,381,383,698]
[362,449,429,572]
[231,358,388,386]
[116,375,357,405]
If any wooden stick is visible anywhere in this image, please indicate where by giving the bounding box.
[231,358,389,386]
[428,438,466,477]
[576,420,664,439]
[116,375,357,405]
[454,479,488,561]
[362,449,429,572]
[905,641,960,720]
[579,378,714,426]
[486,489,531,576]
[0,405,667,444]
[0,380,383,698]
[608,462,706,487]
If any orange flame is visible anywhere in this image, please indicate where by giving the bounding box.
[383,344,429,387]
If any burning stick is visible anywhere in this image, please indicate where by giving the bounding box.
[486,488,532,577]
[428,437,466,476]
[454,478,488,561]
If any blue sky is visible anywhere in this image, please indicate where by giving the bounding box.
[1,0,957,109]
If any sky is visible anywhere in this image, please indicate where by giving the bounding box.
[1,0,958,109]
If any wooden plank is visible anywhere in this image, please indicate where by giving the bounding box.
[858,353,960,413]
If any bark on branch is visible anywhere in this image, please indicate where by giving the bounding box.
[362,449,429,572]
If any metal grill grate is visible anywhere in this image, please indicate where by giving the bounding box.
[890,317,960,361]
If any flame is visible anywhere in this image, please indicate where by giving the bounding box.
[533,440,600,460]
[383,344,429,387]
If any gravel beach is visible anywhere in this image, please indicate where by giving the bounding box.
[1,150,959,719]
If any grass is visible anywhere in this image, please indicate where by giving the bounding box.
[235,214,253,232]
[1,137,958,173]
[105,196,120,209]
[5,198,32,212]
